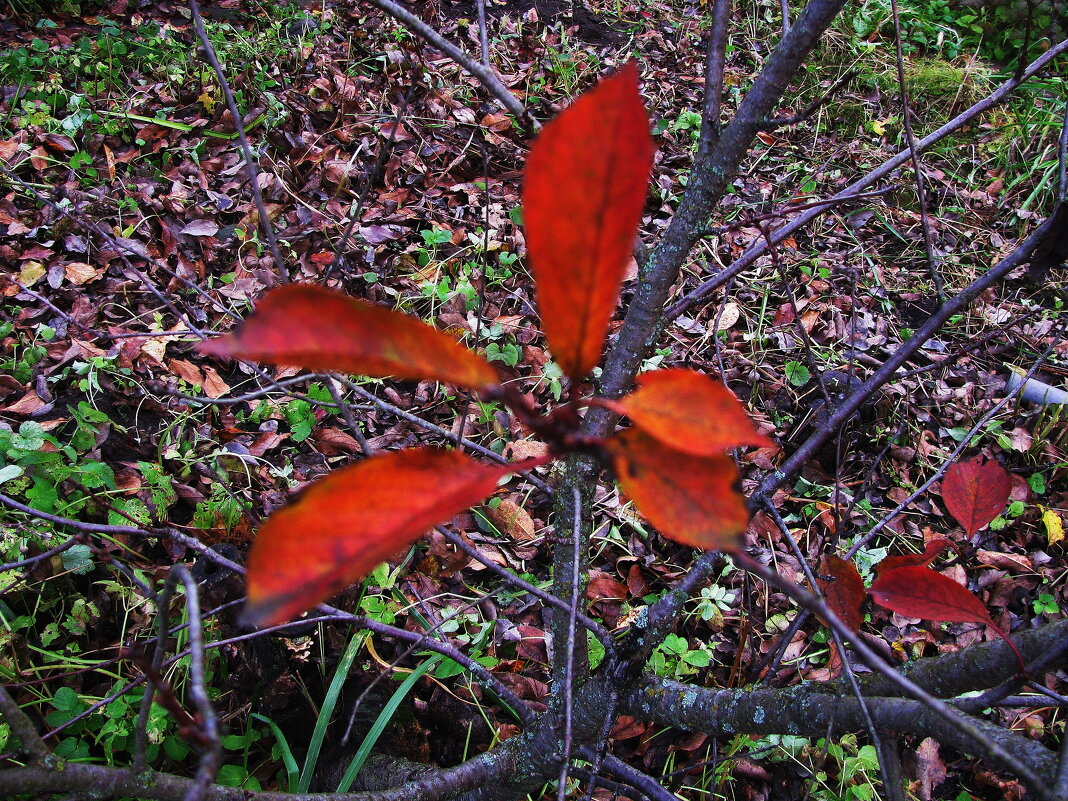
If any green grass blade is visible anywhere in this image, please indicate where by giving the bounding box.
[250,712,300,792]
[334,654,442,793]
[297,630,364,793]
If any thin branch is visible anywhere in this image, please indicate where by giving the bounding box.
[845,339,1059,559]
[699,0,732,154]
[889,0,944,300]
[435,527,614,651]
[668,35,1068,319]
[760,69,857,129]
[189,0,286,282]
[361,0,530,127]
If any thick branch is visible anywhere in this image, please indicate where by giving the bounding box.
[622,676,1059,787]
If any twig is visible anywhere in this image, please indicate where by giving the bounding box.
[340,378,553,494]
[361,0,531,127]
[1058,95,1068,203]
[189,0,286,283]
[668,35,1068,319]
[435,527,614,650]
[760,69,857,129]
[889,0,944,300]
[327,378,373,458]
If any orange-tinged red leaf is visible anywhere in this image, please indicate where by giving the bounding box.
[608,369,772,457]
[941,456,1011,536]
[244,448,511,627]
[817,554,865,632]
[868,564,996,626]
[606,428,748,551]
[200,284,500,393]
[522,62,654,381]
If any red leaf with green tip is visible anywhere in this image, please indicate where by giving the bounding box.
[200,284,500,393]
[522,62,655,381]
[605,427,748,551]
[243,448,513,627]
[941,456,1012,536]
[608,368,772,457]
[869,564,996,626]
[817,554,865,632]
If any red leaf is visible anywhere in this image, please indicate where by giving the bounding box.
[606,428,748,551]
[870,563,1025,671]
[817,555,865,632]
[608,368,771,457]
[522,62,654,381]
[868,565,996,626]
[873,538,959,575]
[941,456,1011,536]
[200,284,500,393]
[244,448,511,626]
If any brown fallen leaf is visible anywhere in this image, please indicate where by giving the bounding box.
[485,498,536,541]
[64,261,99,285]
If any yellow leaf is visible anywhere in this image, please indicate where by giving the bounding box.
[1040,507,1063,545]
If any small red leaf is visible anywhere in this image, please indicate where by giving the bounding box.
[609,368,771,457]
[869,565,996,626]
[817,555,865,632]
[522,62,655,381]
[200,284,500,392]
[873,538,959,575]
[244,448,511,626]
[941,456,1012,536]
[606,428,748,551]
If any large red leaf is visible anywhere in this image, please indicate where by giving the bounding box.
[200,284,500,393]
[817,554,865,632]
[522,62,655,381]
[243,448,512,626]
[607,368,771,457]
[869,565,996,626]
[869,563,1024,669]
[941,456,1011,536]
[606,428,748,551]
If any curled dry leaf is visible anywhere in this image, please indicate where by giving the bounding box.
[941,456,1012,536]
[608,368,772,457]
[200,284,501,393]
[243,448,514,627]
[522,62,655,381]
[606,427,748,552]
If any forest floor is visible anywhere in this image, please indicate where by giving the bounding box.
[0,0,1066,799]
